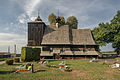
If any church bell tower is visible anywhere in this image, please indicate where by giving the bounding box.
[27,14,46,46]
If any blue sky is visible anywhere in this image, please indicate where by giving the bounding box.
[0,0,119,53]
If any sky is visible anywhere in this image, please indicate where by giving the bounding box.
[0,0,119,54]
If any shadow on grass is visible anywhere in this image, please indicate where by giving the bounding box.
[48,60,60,62]
[34,69,46,73]
[12,63,23,66]
[99,56,118,59]
[0,71,10,74]
[66,64,71,66]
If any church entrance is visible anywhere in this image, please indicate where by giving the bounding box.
[53,53,60,59]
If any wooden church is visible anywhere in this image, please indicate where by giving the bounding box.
[27,15,100,59]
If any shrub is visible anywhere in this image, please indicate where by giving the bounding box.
[6,59,14,65]
[21,47,40,62]
[14,58,20,62]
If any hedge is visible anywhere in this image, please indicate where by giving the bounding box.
[6,59,14,65]
[21,47,40,62]
[14,58,20,62]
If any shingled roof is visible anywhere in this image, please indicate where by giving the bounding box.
[72,29,96,45]
[41,25,71,45]
[41,25,97,45]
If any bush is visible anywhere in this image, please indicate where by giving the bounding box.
[6,59,14,65]
[21,47,40,62]
[14,58,20,62]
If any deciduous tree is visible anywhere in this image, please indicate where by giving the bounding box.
[66,16,78,29]
[59,16,65,25]
[92,11,120,54]
[48,13,56,25]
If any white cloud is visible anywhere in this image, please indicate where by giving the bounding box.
[1,0,117,52]
[16,0,42,23]
[100,43,115,52]
[24,0,42,17]
[17,14,26,24]
[0,32,27,53]
[0,33,26,46]
[16,0,109,27]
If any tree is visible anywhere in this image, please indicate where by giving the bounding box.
[48,13,66,25]
[92,11,120,54]
[92,22,110,46]
[110,11,120,54]
[48,13,56,25]
[48,13,78,28]
[66,16,78,29]
[59,16,65,25]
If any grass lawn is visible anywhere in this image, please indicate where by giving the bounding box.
[0,60,120,80]
[0,58,10,61]
[115,57,120,59]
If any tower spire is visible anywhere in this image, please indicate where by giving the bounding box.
[38,10,40,17]
[56,9,61,28]
[58,9,59,17]
[35,10,42,21]
[56,9,61,23]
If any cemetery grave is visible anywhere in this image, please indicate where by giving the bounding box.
[0,60,120,80]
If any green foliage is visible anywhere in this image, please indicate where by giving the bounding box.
[48,13,66,26]
[110,11,120,54]
[48,13,56,25]
[92,22,110,46]
[21,47,40,62]
[21,47,26,61]
[48,13,79,27]
[14,58,20,62]
[6,59,14,65]
[0,58,10,61]
[59,16,65,25]
[92,10,120,54]
[66,16,78,29]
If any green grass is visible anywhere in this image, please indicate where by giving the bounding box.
[115,57,120,59]
[0,60,120,80]
[0,58,10,61]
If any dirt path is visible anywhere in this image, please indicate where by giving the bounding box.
[0,61,5,65]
